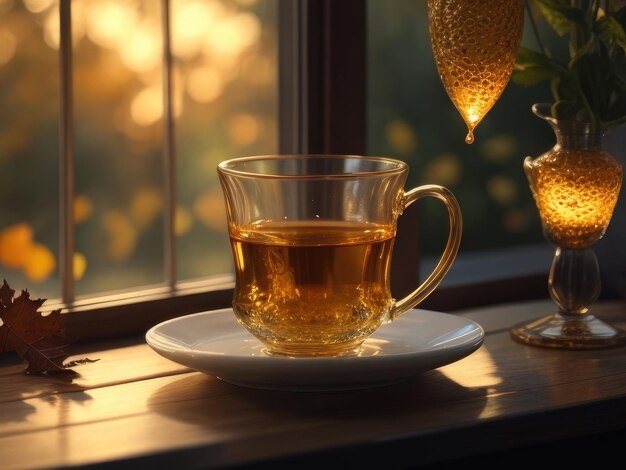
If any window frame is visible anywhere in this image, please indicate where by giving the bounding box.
[49,0,553,343]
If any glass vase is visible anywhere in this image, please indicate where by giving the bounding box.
[510,103,626,349]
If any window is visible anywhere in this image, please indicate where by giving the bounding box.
[0,0,277,301]
[1,0,623,339]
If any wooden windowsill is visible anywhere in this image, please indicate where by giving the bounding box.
[2,298,626,468]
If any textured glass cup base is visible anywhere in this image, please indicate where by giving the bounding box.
[262,341,364,358]
[511,313,626,350]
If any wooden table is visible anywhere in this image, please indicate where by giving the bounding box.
[2,299,626,469]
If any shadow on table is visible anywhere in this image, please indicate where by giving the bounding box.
[148,368,487,423]
[144,369,488,468]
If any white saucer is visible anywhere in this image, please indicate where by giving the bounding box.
[146,308,484,391]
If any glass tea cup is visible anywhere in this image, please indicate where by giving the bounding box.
[217,155,462,357]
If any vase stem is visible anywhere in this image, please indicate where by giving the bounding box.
[548,247,600,315]
[511,245,626,349]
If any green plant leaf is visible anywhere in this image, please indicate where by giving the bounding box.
[595,15,626,54]
[533,0,585,36]
[516,46,545,64]
[515,46,569,76]
[572,43,616,121]
[517,46,556,66]
[515,1,626,125]
[551,75,578,102]
[512,65,558,86]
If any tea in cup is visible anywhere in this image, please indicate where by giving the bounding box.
[218,155,461,357]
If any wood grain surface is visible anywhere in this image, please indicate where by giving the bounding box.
[2,299,626,469]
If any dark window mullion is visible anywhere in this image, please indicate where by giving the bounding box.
[279,0,366,154]
[278,0,420,297]
[278,0,305,153]
[59,0,75,303]
[162,0,176,289]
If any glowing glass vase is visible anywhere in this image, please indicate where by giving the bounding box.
[511,104,626,349]
[428,0,525,144]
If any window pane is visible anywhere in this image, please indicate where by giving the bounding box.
[0,0,60,299]
[73,0,165,295]
[173,0,278,281]
[0,0,277,300]
[367,1,552,262]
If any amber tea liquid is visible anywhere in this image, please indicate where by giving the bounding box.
[229,220,396,356]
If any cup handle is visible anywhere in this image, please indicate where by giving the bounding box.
[389,184,462,321]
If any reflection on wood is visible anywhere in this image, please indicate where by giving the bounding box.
[1,300,626,469]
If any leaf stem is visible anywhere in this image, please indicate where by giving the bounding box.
[574,74,601,130]
[591,0,601,24]
[527,0,550,57]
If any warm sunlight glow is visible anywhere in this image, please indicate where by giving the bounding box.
[0,28,16,66]
[101,210,138,261]
[526,150,622,249]
[130,188,163,228]
[227,113,259,147]
[120,24,161,73]
[0,223,33,269]
[86,1,137,49]
[232,12,261,49]
[205,13,260,59]
[0,0,13,15]
[74,195,94,224]
[23,0,56,14]
[440,345,502,388]
[428,0,524,143]
[0,223,58,282]
[0,0,277,291]
[131,86,162,126]
[175,206,193,235]
[187,66,224,103]
[43,2,85,49]
[240,54,275,86]
[23,243,56,282]
[172,0,217,59]
[73,252,87,280]
[43,8,60,49]
[466,110,479,124]
[194,188,227,231]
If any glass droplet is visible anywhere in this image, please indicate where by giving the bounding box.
[428,0,525,143]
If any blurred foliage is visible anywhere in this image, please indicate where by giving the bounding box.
[367,0,555,256]
[0,0,277,299]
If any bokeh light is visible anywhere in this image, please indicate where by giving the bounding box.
[0,0,278,295]
[0,27,16,66]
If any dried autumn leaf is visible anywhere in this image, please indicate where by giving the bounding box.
[0,279,97,374]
